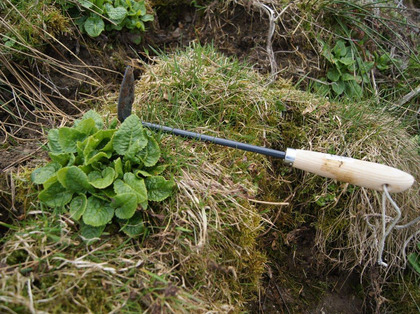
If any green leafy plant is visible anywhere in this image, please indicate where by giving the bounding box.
[408,242,420,275]
[31,110,175,239]
[315,39,375,99]
[59,0,154,41]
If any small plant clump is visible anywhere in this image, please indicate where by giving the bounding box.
[58,0,154,41]
[314,39,393,99]
[31,110,175,239]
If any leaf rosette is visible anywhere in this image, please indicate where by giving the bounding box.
[31,110,175,239]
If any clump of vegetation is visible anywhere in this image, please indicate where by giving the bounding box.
[315,0,420,117]
[31,110,174,239]
[1,45,275,312]
[314,39,386,99]
[0,0,70,54]
[58,0,154,41]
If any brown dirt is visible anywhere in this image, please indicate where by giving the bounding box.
[254,226,365,313]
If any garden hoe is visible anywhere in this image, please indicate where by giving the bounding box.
[117,66,415,193]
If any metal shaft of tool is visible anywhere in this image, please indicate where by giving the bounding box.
[142,121,286,159]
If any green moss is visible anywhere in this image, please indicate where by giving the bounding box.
[1,0,71,57]
[6,249,28,265]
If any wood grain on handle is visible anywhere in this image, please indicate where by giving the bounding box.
[288,149,415,192]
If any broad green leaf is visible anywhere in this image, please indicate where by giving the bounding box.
[113,193,138,219]
[83,196,114,226]
[321,47,333,62]
[408,253,420,274]
[341,73,356,81]
[139,135,160,167]
[134,169,152,178]
[58,127,86,153]
[74,118,98,136]
[78,164,93,175]
[82,136,97,161]
[43,175,59,189]
[82,130,115,163]
[84,15,105,37]
[313,81,330,97]
[90,161,105,171]
[47,129,63,153]
[86,151,111,165]
[124,172,147,203]
[88,167,116,189]
[95,0,105,9]
[142,14,154,22]
[132,1,146,14]
[126,17,144,31]
[124,160,132,172]
[146,164,168,176]
[77,0,94,9]
[114,157,123,179]
[140,200,148,210]
[97,131,116,152]
[102,187,116,198]
[80,221,105,241]
[49,152,74,167]
[57,166,92,193]
[333,40,347,57]
[118,212,147,238]
[326,68,340,82]
[114,176,147,204]
[113,114,147,157]
[106,6,127,21]
[69,194,87,220]
[360,61,375,74]
[338,57,354,66]
[145,176,175,202]
[39,180,73,207]
[107,22,123,31]
[80,110,104,129]
[31,162,62,185]
[113,179,130,194]
[332,81,345,95]
[77,137,89,156]
[345,81,363,99]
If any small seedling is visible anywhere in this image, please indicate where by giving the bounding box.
[31,110,175,240]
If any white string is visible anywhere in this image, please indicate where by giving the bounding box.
[377,184,420,267]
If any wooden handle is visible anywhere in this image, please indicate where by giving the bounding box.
[285,149,415,192]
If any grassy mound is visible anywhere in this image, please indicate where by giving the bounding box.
[1,44,419,312]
